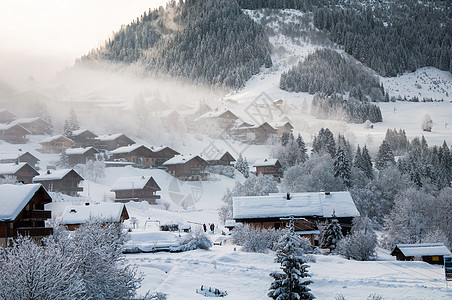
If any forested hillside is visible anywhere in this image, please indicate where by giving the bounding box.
[79,0,272,89]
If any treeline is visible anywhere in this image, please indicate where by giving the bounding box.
[280,49,383,98]
[236,0,331,11]
[313,1,452,76]
[80,0,272,89]
[311,93,382,123]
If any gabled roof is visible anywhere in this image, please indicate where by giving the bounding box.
[392,243,452,257]
[0,184,49,221]
[39,134,74,144]
[72,129,98,138]
[203,150,235,162]
[60,203,128,225]
[194,108,238,121]
[0,151,40,162]
[233,191,360,220]
[33,169,83,181]
[271,121,294,130]
[162,154,208,166]
[0,123,30,134]
[96,133,131,142]
[150,146,180,155]
[111,175,161,191]
[0,162,38,175]
[110,144,151,155]
[10,117,48,126]
[66,147,98,155]
[253,158,279,167]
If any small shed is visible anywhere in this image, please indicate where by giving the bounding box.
[390,243,452,265]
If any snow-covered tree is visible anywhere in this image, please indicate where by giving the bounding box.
[319,217,343,251]
[58,148,70,168]
[312,128,336,157]
[0,236,85,300]
[337,216,377,261]
[0,174,18,184]
[235,154,249,178]
[179,230,212,251]
[333,147,351,188]
[375,140,395,171]
[268,222,315,300]
[64,108,80,139]
[422,114,433,132]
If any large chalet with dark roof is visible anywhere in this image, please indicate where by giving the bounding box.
[111,176,161,204]
[71,129,98,148]
[163,154,209,181]
[33,169,84,196]
[150,146,180,167]
[0,184,53,247]
[66,147,99,166]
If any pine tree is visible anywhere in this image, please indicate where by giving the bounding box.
[312,128,336,157]
[333,147,351,187]
[235,154,249,178]
[319,217,343,251]
[375,140,395,171]
[361,145,374,179]
[268,219,315,300]
[59,148,70,168]
[296,133,308,163]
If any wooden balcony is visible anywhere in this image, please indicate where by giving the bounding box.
[23,210,52,220]
[16,227,53,237]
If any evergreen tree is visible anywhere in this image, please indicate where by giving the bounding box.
[333,147,351,188]
[319,217,343,251]
[312,128,336,157]
[59,148,70,168]
[64,108,80,139]
[375,140,395,171]
[281,131,292,146]
[235,154,250,178]
[268,219,315,300]
[361,145,374,179]
[296,133,308,163]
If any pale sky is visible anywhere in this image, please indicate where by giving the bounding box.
[0,0,169,83]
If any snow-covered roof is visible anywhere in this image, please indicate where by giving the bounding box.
[111,175,157,191]
[10,117,46,125]
[39,134,73,144]
[162,154,206,166]
[110,144,149,154]
[233,191,360,220]
[225,220,237,227]
[72,129,97,137]
[194,108,237,121]
[394,243,452,257]
[270,121,293,129]
[253,158,279,167]
[60,203,127,225]
[0,184,43,221]
[0,123,29,133]
[0,162,30,174]
[66,147,97,155]
[34,169,81,181]
[96,133,126,141]
[0,151,39,161]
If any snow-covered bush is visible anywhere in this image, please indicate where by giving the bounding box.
[179,230,212,251]
[232,224,285,253]
[207,165,235,178]
[0,236,85,299]
[337,216,377,261]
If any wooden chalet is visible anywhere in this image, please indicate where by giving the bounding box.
[95,133,135,151]
[152,110,182,131]
[0,151,40,169]
[0,108,17,123]
[109,144,154,168]
[66,147,99,166]
[231,122,278,144]
[0,162,39,184]
[60,203,129,231]
[179,102,212,131]
[39,134,74,153]
[203,150,236,166]
[270,121,294,135]
[71,129,98,148]
[33,169,83,196]
[0,184,53,247]
[163,154,209,181]
[0,123,30,144]
[193,108,239,135]
[233,192,360,245]
[150,146,180,167]
[111,175,161,204]
[390,243,452,265]
[10,117,52,135]
[253,158,283,182]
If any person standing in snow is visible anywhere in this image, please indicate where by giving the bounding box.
[203,223,207,232]
[210,223,215,233]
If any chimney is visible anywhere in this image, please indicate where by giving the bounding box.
[286,193,291,200]
[46,170,51,175]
